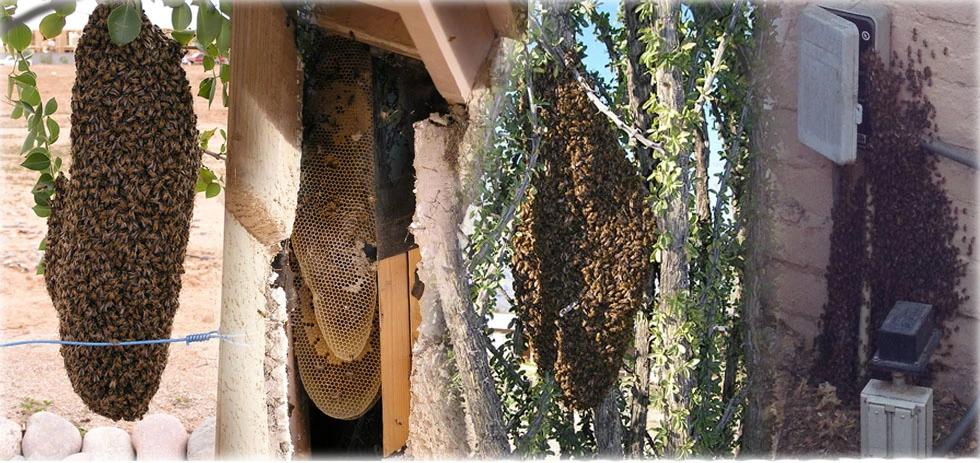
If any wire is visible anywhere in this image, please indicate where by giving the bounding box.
[0,330,245,348]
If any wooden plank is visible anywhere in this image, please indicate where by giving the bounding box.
[407,247,422,345]
[313,3,421,60]
[379,252,411,456]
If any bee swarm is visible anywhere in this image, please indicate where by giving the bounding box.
[43,4,201,421]
[512,61,655,410]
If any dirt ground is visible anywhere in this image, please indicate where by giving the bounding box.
[0,64,227,433]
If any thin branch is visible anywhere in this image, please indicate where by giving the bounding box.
[468,44,542,273]
[690,0,745,117]
[529,15,665,156]
[203,149,226,161]
[717,386,747,431]
[517,374,557,451]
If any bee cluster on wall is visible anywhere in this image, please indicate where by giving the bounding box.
[289,26,382,420]
[43,4,201,421]
[512,62,656,410]
[815,37,970,399]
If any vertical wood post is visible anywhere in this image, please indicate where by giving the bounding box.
[216,4,302,458]
[379,252,412,455]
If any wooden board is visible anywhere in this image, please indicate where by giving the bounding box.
[379,252,411,456]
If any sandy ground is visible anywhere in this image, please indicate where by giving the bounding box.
[0,64,227,433]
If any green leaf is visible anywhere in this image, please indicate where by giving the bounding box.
[202,54,214,71]
[38,237,47,251]
[33,190,51,206]
[46,118,59,143]
[19,85,39,106]
[21,149,50,171]
[11,103,23,119]
[39,13,65,39]
[196,1,221,46]
[219,63,230,83]
[198,76,215,104]
[171,3,191,31]
[172,30,195,46]
[36,261,45,275]
[54,0,76,15]
[216,17,230,54]
[162,0,184,7]
[32,204,51,218]
[199,128,216,150]
[107,4,142,46]
[44,97,57,115]
[4,23,31,52]
[218,0,232,15]
[205,182,220,198]
[20,133,34,154]
[10,73,36,87]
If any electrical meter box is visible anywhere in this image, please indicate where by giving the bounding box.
[861,379,933,457]
[797,4,891,164]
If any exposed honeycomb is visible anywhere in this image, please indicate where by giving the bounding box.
[288,244,381,420]
[513,58,655,410]
[289,27,382,419]
[43,4,200,421]
[292,32,378,362]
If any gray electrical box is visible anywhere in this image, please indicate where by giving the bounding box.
[861,379,933,457]
[797,4,891,164]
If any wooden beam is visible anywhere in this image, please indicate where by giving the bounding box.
[393,0,496,103]
[379,252,411,456]
[485,0,525,39]
[313,3,421,60]
[216,3,302,458]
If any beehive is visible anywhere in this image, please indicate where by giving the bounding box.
[43,4,201,421]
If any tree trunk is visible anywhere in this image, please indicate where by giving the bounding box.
[654,0,694,456]
[623,1,656,457]
[410,40,516,453]
[594,388,625,457]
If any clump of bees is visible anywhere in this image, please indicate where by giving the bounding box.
[512,56,655,410]
[43,4,201,420]
[814,34,969,400]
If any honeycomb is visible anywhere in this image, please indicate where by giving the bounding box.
[289,246,381,420]
[292,32,378,362]
[43,4,200,421]
[290,28,382,419]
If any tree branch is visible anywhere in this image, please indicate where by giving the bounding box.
[529,15,665,156]
[204,149,226,161]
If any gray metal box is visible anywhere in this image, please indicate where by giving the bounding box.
[861,379,933,457]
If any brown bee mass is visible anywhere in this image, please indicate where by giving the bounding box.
[43,5,201,421]
[512,60,655,410]
[814,49,968,399]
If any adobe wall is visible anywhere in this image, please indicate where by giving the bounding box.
[760,1,977,400]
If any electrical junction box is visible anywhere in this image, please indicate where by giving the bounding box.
[872,301,939,374]
[797,4,891,164]
[861,379,933,457]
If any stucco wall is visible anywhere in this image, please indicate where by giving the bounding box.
[761,1,977,400]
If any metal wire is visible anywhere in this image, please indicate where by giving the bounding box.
[0,329,245,348]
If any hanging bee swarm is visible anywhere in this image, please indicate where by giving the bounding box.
[512,60,655,410]
[43,4,201,421]
[815,47,968,399]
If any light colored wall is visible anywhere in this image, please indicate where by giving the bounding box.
[762,1,977,400]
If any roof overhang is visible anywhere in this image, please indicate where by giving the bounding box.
[314,1,525,104]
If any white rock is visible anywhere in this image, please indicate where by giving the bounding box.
[81,427,134,460]
[21,412,81,460]
[131,414,187,461]
[185,417,215,461]
[0,417,22,460]
[62,452,94,461]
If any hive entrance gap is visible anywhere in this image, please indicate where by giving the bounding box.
[287,27,447,457]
